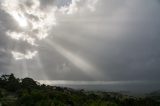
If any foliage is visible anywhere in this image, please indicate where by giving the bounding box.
[0,74,160,106]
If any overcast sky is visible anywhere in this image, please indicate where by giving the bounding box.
[0,0,160,91]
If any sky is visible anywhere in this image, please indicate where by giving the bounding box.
[0,0,160,92]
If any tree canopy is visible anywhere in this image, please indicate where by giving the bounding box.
[0,74,160,106]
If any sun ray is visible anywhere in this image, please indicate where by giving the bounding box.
[34,53,49,80]
[20,60,29,77]
[44,39,103,79]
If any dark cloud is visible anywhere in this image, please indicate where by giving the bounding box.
[0,0,160,92]
[51,0,160,81]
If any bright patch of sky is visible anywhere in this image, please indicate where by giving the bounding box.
[0,0,98,60]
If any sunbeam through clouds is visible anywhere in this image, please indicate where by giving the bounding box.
[0,0,97,60]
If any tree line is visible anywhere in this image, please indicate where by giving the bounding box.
[0,74,160,106]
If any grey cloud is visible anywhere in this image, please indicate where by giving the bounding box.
[39,0,55,8]
[39,0,72,8]
[0,0,160,92]
[51,0,160,81]
[0,10,20,31]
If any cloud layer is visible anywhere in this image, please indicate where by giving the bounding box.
[0,0,160,91]
[0,0,57,60]
[0,0,97,60]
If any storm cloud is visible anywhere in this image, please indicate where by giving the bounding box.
[0,0,160,91]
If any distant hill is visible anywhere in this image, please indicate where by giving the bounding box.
[147,90,160,102]
[0,74,160,106]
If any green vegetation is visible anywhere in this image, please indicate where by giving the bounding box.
[0,74,160,106]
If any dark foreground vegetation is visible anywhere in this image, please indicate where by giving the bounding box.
[0,74,160,106]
